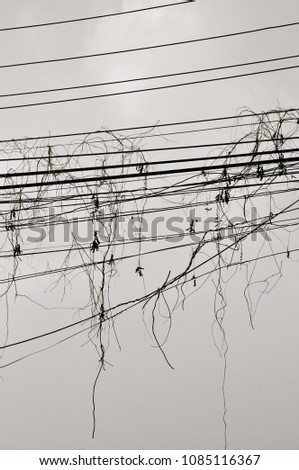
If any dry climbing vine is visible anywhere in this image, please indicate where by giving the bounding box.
[0,107,299,446]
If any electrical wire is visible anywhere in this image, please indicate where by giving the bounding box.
[0,151,297,189]
[1,136,298,164]
[1,20,299,70]
[1,108,297,143]
[1,53,299,99]
[1,200,297,350]
[0,2,189,33]
[1,64,299,110]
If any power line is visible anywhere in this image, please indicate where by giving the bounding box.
[2,160,296,200]
[1,143,298,178]
[3,239,299,367]
[2,244,299,358]
[98,195,299,329]
[0,172,206,197]
[0,241,299,362]
[1,201,297,350]
[0,2,189,33]
[0,214,295,284]
[1,207,298,259]
[1,53,299,99]
[1,167,298,220]
[0,237,214,286]
[2,64,299,110]
[0,179,202,204]
[1,136,298,163]
[1,20,299,70]
[3,183,298,235]
[1,109,298,143]
[0,151,298,189]
[12,118,292,150]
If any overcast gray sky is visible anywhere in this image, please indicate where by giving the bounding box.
[0,0,298,451]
